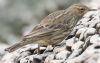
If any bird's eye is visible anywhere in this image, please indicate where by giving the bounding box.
[80,7,85,10]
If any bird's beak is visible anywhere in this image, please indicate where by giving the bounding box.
[89,9,97,11]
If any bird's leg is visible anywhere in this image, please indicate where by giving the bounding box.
[37,44,40,54]
[34,44,40,54]
[43,45,53,53]
[34,44,47,54]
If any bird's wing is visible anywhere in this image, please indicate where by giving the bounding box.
[40,10,65,26]
[30,10,65,32]
[23,10,72,39]
[23,24,65,39]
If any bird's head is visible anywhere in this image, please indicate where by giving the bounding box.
[66,4,96,17]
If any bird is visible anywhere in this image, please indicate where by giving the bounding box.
[5,4,92,52]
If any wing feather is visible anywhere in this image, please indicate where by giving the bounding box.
[23,10,72,39]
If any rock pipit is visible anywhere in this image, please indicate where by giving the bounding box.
[5,4,94,52]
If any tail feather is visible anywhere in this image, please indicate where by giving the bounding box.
[5,43,24,52]
[5,38,37,52]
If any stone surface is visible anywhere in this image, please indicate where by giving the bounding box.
[1,9,100,63]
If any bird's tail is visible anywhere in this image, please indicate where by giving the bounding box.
[5,42,25,52]
[5,36,39,52]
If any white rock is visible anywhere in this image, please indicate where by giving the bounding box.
[78,18,89,27]
[15,44,39,53]
[2,9,100,63]
[97,56,100,63]
[76,27,87,40]
[66,37,77,47]
[67,48,82,60]
[96,23,100,34]
[49,60,64,63]
[71,41,84,51]
[83,28,96,39]
[44,54,55,63]
[65,43,100,63]
[96,23,100,28]
[85,28,96,35]
[88,11,100,27]
[18,51,31,60]
[88,19,100,28]
[44,45,53,53]
[76,28,96,40]
[83,11,96,18]
[53,46,66,53]
[0,43,9,58]
[40,46,47,50]
[1,52,20,63]
[84,54,100,63]
[1,44,40,63]
[90,34,100,44]
[20,54,42,63]
[56,50,70,60]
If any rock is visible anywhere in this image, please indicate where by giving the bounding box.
[1,53,17,63]
[48,60,64,63]
[53,46,67,53]
[0,43,9,59]
[65,43,100,63]
[67,48,82,60]
[96,23,100,29]
[76,27,87,40]
[96,23,100,34]
[71,41,84,51]
[44,54,55,63]
[76,28,96,41]
[16,44,39,53]
[88,11,100,28]
[44,45,53,53]
[84,54,100,63]
[66,37,77,47]
[56,50,70,60]
[20,55,42,63]
[90,34,100,44]
[83,28,96,40]
[1,51,31,63]
[2,9,100,63]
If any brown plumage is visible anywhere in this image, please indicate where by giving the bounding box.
[5,4,91,52]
